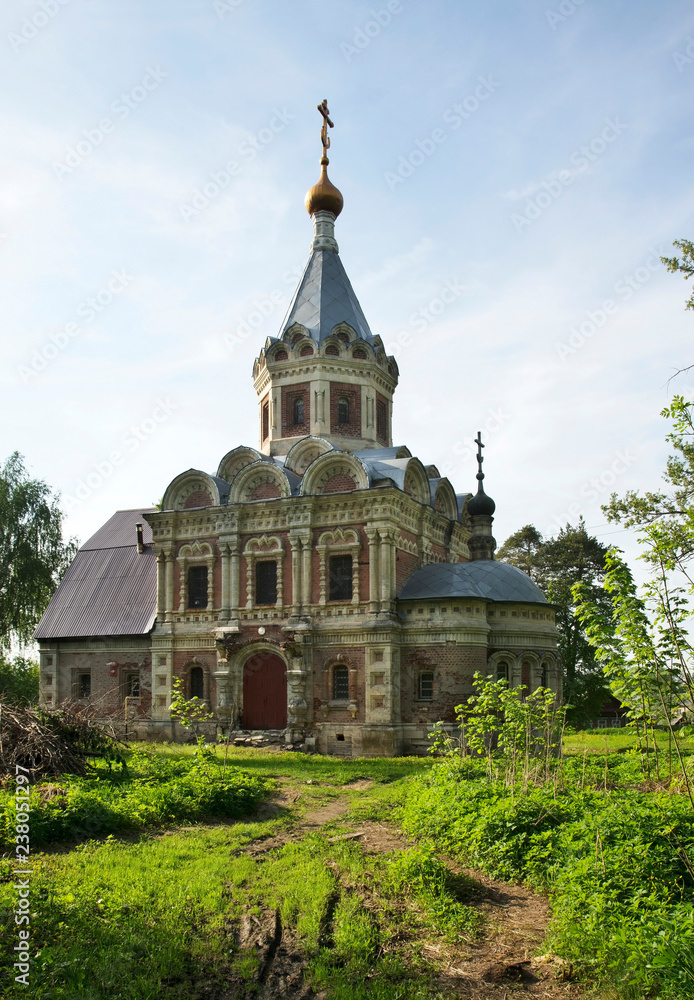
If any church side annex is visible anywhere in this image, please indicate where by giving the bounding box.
[35,102,560,756]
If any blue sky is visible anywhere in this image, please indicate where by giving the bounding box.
[1,0,693,565]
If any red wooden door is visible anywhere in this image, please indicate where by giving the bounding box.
[243,653,287,729]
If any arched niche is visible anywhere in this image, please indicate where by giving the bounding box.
[402,458,431,505]
[284,436,335,476]
[301,452,369,496]
[432,478,458,520]
[161,470,225,512]
[217,446,268,484]
[229,461,291,503]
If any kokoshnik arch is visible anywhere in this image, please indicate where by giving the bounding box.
[35,103,560,756]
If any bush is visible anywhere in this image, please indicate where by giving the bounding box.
[0,747,269,849]
[403,766,694,998]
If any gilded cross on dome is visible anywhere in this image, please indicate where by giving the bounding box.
[317,100,334,164]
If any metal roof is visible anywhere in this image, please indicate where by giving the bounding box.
[279,250,375,344]
[34,509,157,640]
[398,560,549,605]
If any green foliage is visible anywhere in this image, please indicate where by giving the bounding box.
[403,766,694,998]
[0,452,77,648]
[575,549,694,800]
[0,746,268,849]
[168,675,214,735]
[430,672,566,791]
[661,238,694,311]
[0,653,39,705]
[498,520,612,723]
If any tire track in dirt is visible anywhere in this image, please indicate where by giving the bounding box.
[225,781,583,1000]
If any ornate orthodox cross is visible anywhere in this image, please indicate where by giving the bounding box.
[474,431,485,480]
[317,99,334,160]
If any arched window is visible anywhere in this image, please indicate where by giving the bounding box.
[541,664,548,688]
[376,399,387,440]
[275,349,288,361]
[190,666,204,700]
[261,401,269,441]
[497,661,509,683]
[325,344,339,356]
[337,397,350,424]
[187,566,208,609]
[293,397,304,425]
[333,665,349,700]
[353,348,367,360]
[419,672,434,700]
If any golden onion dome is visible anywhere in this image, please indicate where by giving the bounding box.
[305,159,344,217]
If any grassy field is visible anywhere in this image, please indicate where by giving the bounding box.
[1,736,693,999]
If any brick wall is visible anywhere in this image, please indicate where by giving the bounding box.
[400,644,487,724]
[322,473,357,493]
[251,482,282,500]
[183,490,212,509]
[281,382,310,438]
[330,381,362,438]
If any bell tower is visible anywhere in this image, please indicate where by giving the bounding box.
[252,101,399,457]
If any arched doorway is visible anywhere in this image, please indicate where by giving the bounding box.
[242,652,287,729]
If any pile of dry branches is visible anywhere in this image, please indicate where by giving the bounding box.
[0,703,124,779]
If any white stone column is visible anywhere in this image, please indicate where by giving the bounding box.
[301,534,312,609]
[289,532,301,615]
[220,542,230,619]
[230,541,240,617]
[366,528,380,613]
[164,546,174,622]
[156,552,166,618]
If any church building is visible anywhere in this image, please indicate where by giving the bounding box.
[35,105,560,756]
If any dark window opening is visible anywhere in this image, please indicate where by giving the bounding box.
[190,666,204,700]
[336,733,345,741]
[337,397,350,424]
[333,665,349,700]
[329,554,353,601]
[419,672,434,700]
[125,673,140,698]
[541,665,548,688]
[262,401,269,440]
[497,661,509,682]
[293,396,304,425]
[188,566,208,609]
[78,673,91,699]
[376,400,387,440]
[256,560,277,605]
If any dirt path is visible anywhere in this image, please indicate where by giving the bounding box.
[226,780,583,1000]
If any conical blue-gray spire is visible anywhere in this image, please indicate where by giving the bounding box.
[279,248,375,345]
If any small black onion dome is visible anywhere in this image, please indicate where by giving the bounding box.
[467,486,496,516]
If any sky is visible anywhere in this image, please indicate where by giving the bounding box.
[1,0,693,570]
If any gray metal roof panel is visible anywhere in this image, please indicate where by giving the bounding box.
[80,508,155,550]
[34,509,157,639]
[398,560,548,605]
[279,251,375,344]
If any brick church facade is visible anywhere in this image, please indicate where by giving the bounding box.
[36,124,560,756]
